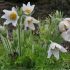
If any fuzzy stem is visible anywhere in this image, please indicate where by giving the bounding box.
[18,18,21,56]
[7,26,13,41]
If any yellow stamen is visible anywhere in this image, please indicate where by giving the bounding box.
[25,8,32,15]
[9,12,17,20]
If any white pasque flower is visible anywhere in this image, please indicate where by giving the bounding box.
[1,7,19,27]
[24,16,39,30]
[47,41,67,60]
[59,19,70,33]
[22,2,35,15]
[61,29,70,42]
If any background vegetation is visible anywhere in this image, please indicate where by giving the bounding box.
[1,0,70,19]
[0,0,70,70]
[0,11,70,70]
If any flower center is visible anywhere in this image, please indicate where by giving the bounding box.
[28,19,33,24]
[25,8,32,15]
[9,12,17,20]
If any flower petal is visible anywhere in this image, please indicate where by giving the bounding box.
[63,18,70,21]
[49,42,56,49]
[59,20,70,32]
[1,14,6,19]
[4,20,11,25]
[61,29,70,42]
[22,4,27,11]
[47,49,52,58]
[27,2,31,7]
[31,5,35,11]
[12,20,17,27]
[12,7,17,11]
[52,50,59,60]
[28,23,35,30]
[32,17,40,24]
[24,22,29,30]
[54,42,62,50]
[2,10,10,19]
[60,46,67,52]
[23,3,26,7]
[3,10,10,14]
[54,42,67,52]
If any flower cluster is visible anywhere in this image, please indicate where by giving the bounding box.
[1,2,39,30]
[1,2,67,60]
[22,2,39,30]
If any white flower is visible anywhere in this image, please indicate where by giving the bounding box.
[24,16,39,30]
[59,19,70,33]
[1,7,19,27]
[47,41,67,60]
[61,29,70,42]
[22,2,35,15]
[63,18,70,21]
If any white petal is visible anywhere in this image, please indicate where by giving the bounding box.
[52,50,59,60]
[54,42,67,52]
[49,42,56,49]
[50,41,63,51]
[32,5,35,9]
[4,20,11,25]
[61,29,70,42]
[24,23,29,30]
[1,14,10,20]
[32,17,40,24]
[23,3,26,7]
[3,10,10,14]
[60,47,67,52]
[28,23,35,30]
[12,7,16,11]
[15,14,19,20]
[47,49,52,58]
[30,5,35,12]
[49,41,67,60]
[16,15,19,20]
[59,20,70,32]
[63,18,70,21]
[24,18,29,30]
[1,14,6,19]
[59,21,65,32]
[64,22,70,29]
[22,4,27,11]
[50,41,67,52]
[54,42,62,50]
[12,21,17,26]
[27,2,31,7]
[2,10,11,20]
